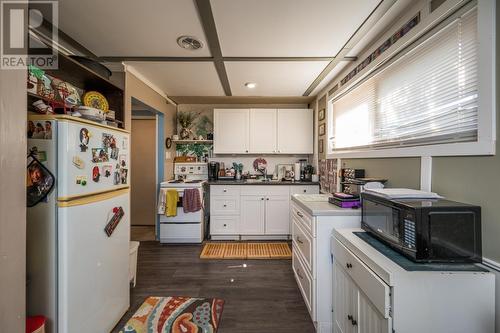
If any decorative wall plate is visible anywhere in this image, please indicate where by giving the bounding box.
[83,91,109,112]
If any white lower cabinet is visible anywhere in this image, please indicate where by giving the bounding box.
[333,262,390,333]
[332,229,496,333]
[240,195,265,235]
[210,184,319,239]
[291,199,361,332]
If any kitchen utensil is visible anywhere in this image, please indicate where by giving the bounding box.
[83,91,109,112]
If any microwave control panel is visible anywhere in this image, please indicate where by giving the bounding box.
[403,213,416,249]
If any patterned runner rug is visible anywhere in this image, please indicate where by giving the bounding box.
[120,296,224,333]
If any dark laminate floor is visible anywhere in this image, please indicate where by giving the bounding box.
[112,241,316,333]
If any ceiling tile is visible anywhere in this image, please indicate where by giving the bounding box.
[58,0,210,57]
[226,61,329,96]
[211,0,380,57]
[126,62,225,96]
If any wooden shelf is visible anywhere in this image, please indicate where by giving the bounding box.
[173,140,213,144]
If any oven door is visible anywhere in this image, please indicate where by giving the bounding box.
[159,188,204,223]
[362,198,402,247]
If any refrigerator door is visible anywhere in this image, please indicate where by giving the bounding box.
[58,189,130,333]
[57,119,130,200]
[27,120,59,333]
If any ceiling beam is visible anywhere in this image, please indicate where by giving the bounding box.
[98,56,215,62]
[223,56,334,62]
[302,0,397,96]
[97,56,344,62]
[194,0,232,96]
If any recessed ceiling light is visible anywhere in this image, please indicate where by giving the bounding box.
[245,82,257,89]
[177,36,203,51]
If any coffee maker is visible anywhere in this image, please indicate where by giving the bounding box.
[208,161,220,181]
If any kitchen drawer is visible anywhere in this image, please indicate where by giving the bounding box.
[293,245,314,317]
[210,185,240,196]
[210,215,239,234]
[290,185,319,195]
[292,217,313,273]
[291,203,314,236]
[210,196,239,215]
[332,237,390,318]
[240,185,290,196]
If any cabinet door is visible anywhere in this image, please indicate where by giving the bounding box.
[240,195,265,234]
[334,263,358,333]
[214,109,249,154]
[277,109,313,154]
[357,290,392,333]
[249,109,277,153]
[265,195,290,234]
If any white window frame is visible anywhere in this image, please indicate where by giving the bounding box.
[326,0,495,159]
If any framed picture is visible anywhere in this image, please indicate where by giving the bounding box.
[319,139,324,154]
[318,108,325,121]
[319,123,326,136]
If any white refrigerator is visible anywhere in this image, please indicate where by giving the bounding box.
[27,115,130,333]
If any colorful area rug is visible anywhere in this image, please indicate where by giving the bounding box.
[200,242,292,259]
[120,296,224,333]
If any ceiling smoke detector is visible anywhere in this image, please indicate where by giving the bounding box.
[177,36,203,51]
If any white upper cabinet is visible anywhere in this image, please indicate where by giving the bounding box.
[249,108,277,153]
[213,109,250,154]
[277,109,313,154]
[214,108,313,154]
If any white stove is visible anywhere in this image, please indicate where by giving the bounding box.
[158,163,208,243]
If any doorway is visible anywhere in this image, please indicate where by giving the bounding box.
[131,97,164,241]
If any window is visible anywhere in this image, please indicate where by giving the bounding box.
[328,6,492,157]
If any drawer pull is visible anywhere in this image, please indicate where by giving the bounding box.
[296,236,304,244]
[223,224,227,227]
[296,211,304,218]
[347,315,353,321]
[223,204,227,207]
[346,263,353,269]
[351,319,358,326]
[223,189,227,192]
[266,198,269,201]
[303,189,307,193]
[261,197,264,200]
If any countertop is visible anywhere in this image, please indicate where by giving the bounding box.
[291,194,361,216]
[207,180,320,186]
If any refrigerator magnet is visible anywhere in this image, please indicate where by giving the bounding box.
[113,165,120,185]
[92,166,100,182]
[119,154,126,168]
[120,168,128,184]
[79,128,90,152]
[110,147,119,160]
[102,133,116,149]
[72,156,85,169]
[102,165,112,177]
[122,137,128,150]
[91,148,109,163]
[76,175,87,186]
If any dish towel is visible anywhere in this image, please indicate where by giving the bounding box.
[166,189,179,217]
[157,188,167,214]
[183,188,202,213]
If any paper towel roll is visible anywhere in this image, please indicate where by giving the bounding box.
[294,163,301,181]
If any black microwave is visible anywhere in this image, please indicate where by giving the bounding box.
[361,193,482,263]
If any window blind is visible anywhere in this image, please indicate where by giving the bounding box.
[331,8,478,151]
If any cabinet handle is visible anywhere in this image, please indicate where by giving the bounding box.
[346,263,353,269]
[296,236,304,244]
[223,189,227,192]
[303,189,307,193]
[351,319,358,326]
[223,224,227,227]
[266,198,269,201]
[261,197,264,200]
[347,315,353,321]
[223,204,227,207]
[296,211,304,218]
[245,150,249,153]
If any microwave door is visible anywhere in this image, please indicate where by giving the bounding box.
[364,200,401,245]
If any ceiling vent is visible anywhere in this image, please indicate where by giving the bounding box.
[177,36,204,51]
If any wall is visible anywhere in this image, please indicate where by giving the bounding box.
[342,158,421,188]
[131,119,157,226]
[0,70,27,331]
[177,104,313,175]
[124,72,176,179]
